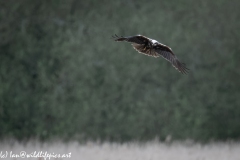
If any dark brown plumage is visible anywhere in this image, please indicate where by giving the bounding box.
[112,34,189,74]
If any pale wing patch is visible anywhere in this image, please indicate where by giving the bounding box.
[151,39,158,44]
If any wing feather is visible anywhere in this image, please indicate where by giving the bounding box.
[113,35,150,45]
[132,44,158,58]
[153,44,189,74]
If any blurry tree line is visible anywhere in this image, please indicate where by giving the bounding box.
[0,0,240,142]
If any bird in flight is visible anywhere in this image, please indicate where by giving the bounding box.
[112,34,189,74]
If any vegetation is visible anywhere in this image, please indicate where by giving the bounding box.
[0,0,240,142]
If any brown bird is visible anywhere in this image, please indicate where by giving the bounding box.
[112,34,189,74]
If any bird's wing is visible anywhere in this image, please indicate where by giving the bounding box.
[153,43,189,74]
[132,44,159,58]
[113,34,149,45]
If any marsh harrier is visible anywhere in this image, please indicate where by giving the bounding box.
[113,34,189,74]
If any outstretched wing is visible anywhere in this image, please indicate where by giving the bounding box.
[112,34,149,45]
[153,43,189,74]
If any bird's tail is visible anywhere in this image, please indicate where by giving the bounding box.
[112,34,127,41]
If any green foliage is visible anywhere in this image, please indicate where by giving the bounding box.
[0,0,240,142]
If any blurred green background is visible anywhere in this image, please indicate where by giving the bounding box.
[0,0,240,142]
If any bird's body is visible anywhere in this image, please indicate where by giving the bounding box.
[113,34,189,74]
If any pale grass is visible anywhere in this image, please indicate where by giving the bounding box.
[0,140,240,160]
